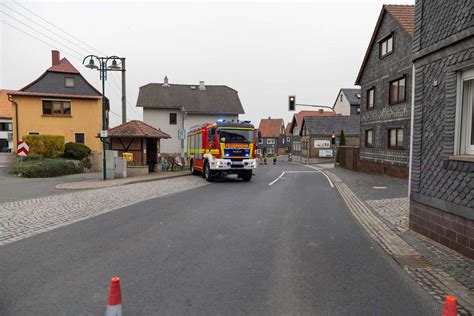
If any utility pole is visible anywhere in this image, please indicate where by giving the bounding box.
[121,58,127,124]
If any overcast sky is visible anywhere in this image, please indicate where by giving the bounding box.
[1,0,413,127]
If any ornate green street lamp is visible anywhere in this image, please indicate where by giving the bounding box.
[83,55,124,180]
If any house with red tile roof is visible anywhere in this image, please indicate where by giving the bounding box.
[8,50,105,153]
[0,90,14,151]
[257,117,285,157]
[355,4,415,178]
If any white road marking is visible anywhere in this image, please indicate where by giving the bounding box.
[267,169,334,188]
[372,186,388,190]
[268,172,285,186]
[300,164,335,188]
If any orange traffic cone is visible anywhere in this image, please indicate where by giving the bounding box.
[106,277,122,316]
[441,295,457,316]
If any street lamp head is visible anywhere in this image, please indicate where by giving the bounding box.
[108,59,121,70]
[85,58,98,69]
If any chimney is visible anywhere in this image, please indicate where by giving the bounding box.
[318,109,324,114]
[199,80,206,91]
[51,50,60,66]
[268,116,271,119]
[163,76,169,87]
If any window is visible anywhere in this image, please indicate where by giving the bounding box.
[356,107,361,114]
[286,136,291,142]
[457,69,474,155]
[293,126,299,135]
[169,113,177,125]
[64,77,75,88]
[389,77,406,104]
[75,133,85,144]
[42,100,71,116]
[0,123,12,131]
[388,128,403,149]
[365,129,374,147]
[258,138,263,144]
[282,138,285,144]
[208,128,215,142]
[367,88,375,109]
[256,149,262,155]
[266,148,274,155]
[267,138,275,145]
[379,34,393,58]
[29,132,39,135]
[340,94,343,102]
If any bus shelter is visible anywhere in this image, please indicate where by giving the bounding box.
[107,120,170,172]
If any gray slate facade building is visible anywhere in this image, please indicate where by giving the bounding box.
[355,5,415,178]
[409,0,474,259]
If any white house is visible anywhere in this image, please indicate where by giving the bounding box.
[137,77,245,155]
[332,88,361,116]
[0,90,14,152]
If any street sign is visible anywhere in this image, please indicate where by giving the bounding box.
[314,140,331,148]
[178,129,186,140]
[17,140,29,157]
[100,130,108,138]
[319,149,333,157]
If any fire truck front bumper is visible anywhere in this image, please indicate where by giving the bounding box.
[209,158,257,171]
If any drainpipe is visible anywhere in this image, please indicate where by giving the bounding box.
[408,64,415,198]
[8,94,19,153]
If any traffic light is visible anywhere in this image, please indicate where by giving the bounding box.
[331,132,336,145]
[288,95,296,111]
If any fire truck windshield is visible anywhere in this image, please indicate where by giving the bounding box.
[218,129,254,143]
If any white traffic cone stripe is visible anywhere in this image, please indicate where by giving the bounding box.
[105,303,122,316]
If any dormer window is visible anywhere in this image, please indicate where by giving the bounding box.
[379,34,393,58]
[65,77,75,88]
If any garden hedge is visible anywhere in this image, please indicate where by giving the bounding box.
[63,142,91,160]
[11,157,83,178]
[22,135,65,158]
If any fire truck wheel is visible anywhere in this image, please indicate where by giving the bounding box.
[204,162,215,182]
[241,171,252,182]
[190,160,199,175]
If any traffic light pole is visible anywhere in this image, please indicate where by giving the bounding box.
[295,104,336,112]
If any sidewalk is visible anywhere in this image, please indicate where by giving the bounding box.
[325,166,474,313]
[55,170,190,190]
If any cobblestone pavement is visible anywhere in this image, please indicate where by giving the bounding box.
[324,167,474,314]
[0,176,207,246]
[367,197,409,232]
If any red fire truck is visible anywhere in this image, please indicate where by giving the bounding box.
[187,120,257,182]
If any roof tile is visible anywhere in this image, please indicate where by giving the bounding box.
[0,90,15,119]
[108,120,171,139]
[137,83,244,115]
[258,118,284,138]
[46,57,80,74]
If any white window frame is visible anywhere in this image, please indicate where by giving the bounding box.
[267,138,275,145]
[256,149,262,155]
[293,126,299,136]
[258,138,263,144]
[286,136,291,142]
[266,148,274,155]
[455,68,474,155]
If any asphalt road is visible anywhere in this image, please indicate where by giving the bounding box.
[0,165,100,203]
[0,161,438,315]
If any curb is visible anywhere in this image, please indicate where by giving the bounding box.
[55,172,191,190]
